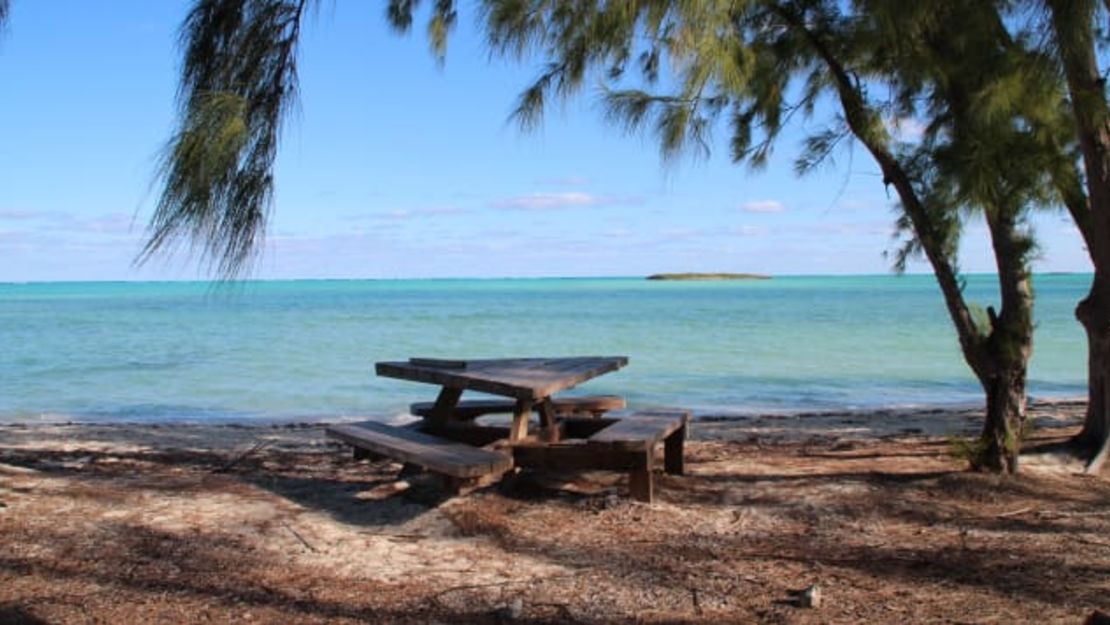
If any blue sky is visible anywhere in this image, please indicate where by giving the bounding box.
[0,1,1091,281]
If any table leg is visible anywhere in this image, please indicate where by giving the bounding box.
[537,398,557,429]
[629,450,655,503]
[664,424,686,475]
[510,399,534,441]
[537,399,562,442]
[428,386,463,427]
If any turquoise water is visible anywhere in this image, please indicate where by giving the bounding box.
[0,274,1089,423]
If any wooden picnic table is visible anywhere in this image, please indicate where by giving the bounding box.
[376,356,629,442]
[328,355,688,502]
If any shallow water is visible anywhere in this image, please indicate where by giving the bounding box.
[0,274,1089,423]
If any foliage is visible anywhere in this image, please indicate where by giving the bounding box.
[141,0,310,277]
[388,0,457,63]
[141,0,463,277]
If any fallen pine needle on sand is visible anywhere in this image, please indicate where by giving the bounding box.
[1,400,1107,624]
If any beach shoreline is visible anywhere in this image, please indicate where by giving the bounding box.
[0,397,1087,450]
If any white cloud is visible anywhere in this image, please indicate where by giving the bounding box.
[740,200,785,213]
[0,210,136,235]
[350,206,469,221]
[732,225,770,237]
[658,227,705,241]
[409,206,468,217]
[0,209,71,222]
[80,213,134,234]
[538,175,590,186]
[804,221,892,237]
[0,210,40,221]
[491,192,631,211]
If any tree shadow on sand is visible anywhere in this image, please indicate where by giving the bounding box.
[0,522,566,624]
[471,466,1110,613]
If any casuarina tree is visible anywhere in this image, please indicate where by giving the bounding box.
[470,0,1054,471]
[1037,0,1110,472]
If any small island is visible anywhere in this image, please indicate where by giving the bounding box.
[646,272,772,281]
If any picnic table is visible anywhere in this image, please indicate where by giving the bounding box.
[326,356,689,502]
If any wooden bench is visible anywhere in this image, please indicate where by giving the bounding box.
[409,395,626,420]
[586,410,689,503]
[326,422,513,491]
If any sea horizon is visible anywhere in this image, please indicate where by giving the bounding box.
[0,269,1094,285]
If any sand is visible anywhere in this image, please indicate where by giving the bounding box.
[1,400,1107,623]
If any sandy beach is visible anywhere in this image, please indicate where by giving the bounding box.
[2,401,1107,623]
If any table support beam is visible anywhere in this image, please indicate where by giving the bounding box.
[510,399,534,441]
[428,386,464,427]
[537,399,562,442]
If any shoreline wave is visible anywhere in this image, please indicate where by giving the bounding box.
[0,395,1087,427]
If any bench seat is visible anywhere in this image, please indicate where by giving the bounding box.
[587,410,688,451]
[408,395,626,420]
[326,421,512,479]
[586,410,690,502]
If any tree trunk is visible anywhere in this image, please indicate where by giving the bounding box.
[970,207,1035,474]
[1075,277,1110,472]
[1045,0,1110,472]
[975,366,1027,473]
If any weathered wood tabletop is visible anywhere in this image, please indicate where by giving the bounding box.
[375,356,628,400]
[376,356,629,441]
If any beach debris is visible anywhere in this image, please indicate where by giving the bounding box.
[499,597,524,620]
[213,439,270,473]
[788,584,822,608]
[282,522,317,553]
[60,455,95,470]
[356,480,411,500]
[996,506,1035,518]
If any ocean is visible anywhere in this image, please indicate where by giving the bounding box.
[0,274,1090,424]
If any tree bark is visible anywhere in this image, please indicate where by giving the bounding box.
[1045,0,1110,472]
[970,209,1035,473]
[976,366,1028,472]
[1075,277,1110,472]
